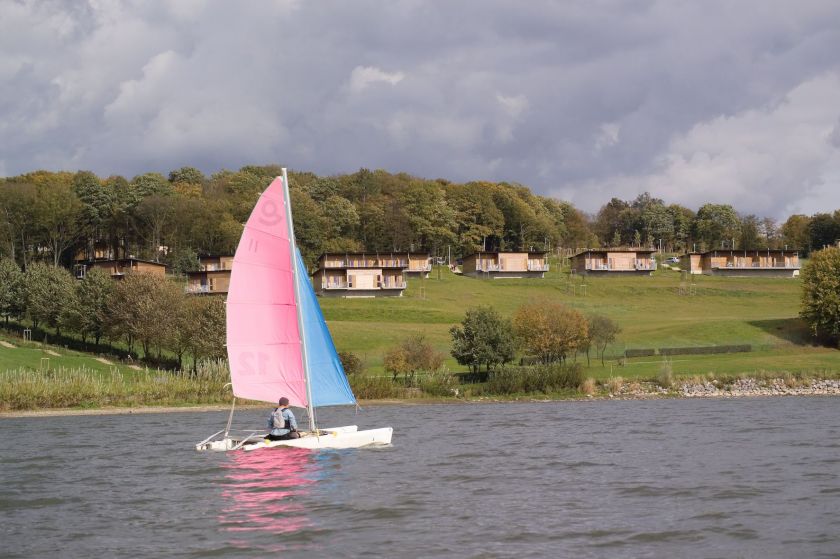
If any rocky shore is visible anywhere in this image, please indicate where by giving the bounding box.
[611,378,840,398]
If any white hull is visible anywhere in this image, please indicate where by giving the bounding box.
[196,425,392,452]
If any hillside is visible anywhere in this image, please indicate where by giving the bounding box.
[323,261,840,380]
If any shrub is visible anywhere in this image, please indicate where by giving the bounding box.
[581,377,596,395]
[487,363,584,395]
[418,369,459,397]
[338,351,364,376]
[606,376,624,394]
[349,375,407,400]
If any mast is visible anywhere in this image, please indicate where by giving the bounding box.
[281,168,318,433]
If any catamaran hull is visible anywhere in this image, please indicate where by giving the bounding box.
[196,425,392,452]
[244,426,393,451]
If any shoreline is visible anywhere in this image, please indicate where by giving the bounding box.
[2,380,839,418]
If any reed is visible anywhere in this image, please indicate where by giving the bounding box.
[657,359,674,388]
[606,376,624,394]
[0,360,232,411]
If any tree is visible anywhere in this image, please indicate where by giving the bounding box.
[185,296,226,370]
[739,214,762,250]
[33,178,82,266]
[781,214,811,253]
[168,167,206,186]
[23,262,76,335]
[0,258,24,323]
[384,334,445,385]
[692,204,740,250]
[76,268,113,346]
[808,213,839,252]
[450,306,516,373]
[800,247,840,344]
[587,314,621,366]
[512,300,589,364]
[107,272,180,358]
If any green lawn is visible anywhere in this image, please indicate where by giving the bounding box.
[2,262,836,384]
[322,262,840,379]
[0,335,151,377]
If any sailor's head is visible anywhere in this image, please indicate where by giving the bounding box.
[278,397,290,407]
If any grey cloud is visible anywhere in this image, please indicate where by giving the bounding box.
[2,0,840,217]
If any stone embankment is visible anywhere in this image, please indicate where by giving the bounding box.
[679,378,840,398]
[607,378,840,399]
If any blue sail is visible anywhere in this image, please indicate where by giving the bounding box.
[295,249,357,407]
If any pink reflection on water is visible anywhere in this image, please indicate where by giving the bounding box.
[218,447,317,536]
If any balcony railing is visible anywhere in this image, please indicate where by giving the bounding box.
[380,281,407,289]
[201,264,230,271]
[527,262,550,271]
[476,264,501,272]
[323,259,409,268]
[186,285,215,294]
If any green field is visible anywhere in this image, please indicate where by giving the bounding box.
[322,261,840,381]
[1,259,837,389]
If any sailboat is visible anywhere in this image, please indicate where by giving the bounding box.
[196,168,393,451]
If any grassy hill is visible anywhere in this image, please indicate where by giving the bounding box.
[2,259,837,388]
[322,260,840,381]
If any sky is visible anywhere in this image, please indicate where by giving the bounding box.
[2,0,840,219]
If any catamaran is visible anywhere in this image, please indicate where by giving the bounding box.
[196,168,393,451]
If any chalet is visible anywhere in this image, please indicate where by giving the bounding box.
[74,258,167,279]
[185,255,234,295]
[311,252,428,297]
[681,249,800,277]
[571,249,657,276]
[461,251,548,279]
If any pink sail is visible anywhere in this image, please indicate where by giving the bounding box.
[226,177,307,406]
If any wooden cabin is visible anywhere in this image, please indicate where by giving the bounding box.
[312,252,425,297]
[461,251,548,278]
[681,249,800,277]
[570,249,657,276]
[185,256,234,295]
[75,258,167,279]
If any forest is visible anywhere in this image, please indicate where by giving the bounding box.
[0,165,839,273]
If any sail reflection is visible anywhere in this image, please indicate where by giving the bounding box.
[218,448,318,535]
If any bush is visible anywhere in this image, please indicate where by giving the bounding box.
[338,351,364,376]
[348,375,407,400]
[418,369,459,397]
[487,363,584,395]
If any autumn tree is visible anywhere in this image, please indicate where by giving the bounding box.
[384,334,445,385]
[512,300,588,364]
[450,305,515,373]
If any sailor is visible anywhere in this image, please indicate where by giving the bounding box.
[266,397,301,440]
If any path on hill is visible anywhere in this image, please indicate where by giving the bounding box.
[0,341,16,348]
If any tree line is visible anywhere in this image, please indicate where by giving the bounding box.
[2,166,837,275]
[0,259,225,369]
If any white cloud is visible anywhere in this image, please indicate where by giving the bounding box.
[595,123,620,150]
[496,93,528,118]
[349,66,405,93]
[556,72,840,218]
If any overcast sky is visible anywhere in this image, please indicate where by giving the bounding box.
[2,1,840,218]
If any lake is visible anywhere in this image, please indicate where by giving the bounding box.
[2,398,839,558]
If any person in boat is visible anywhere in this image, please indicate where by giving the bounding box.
[267,397,301,440]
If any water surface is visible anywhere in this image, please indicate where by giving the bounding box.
[2,398,839,558]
